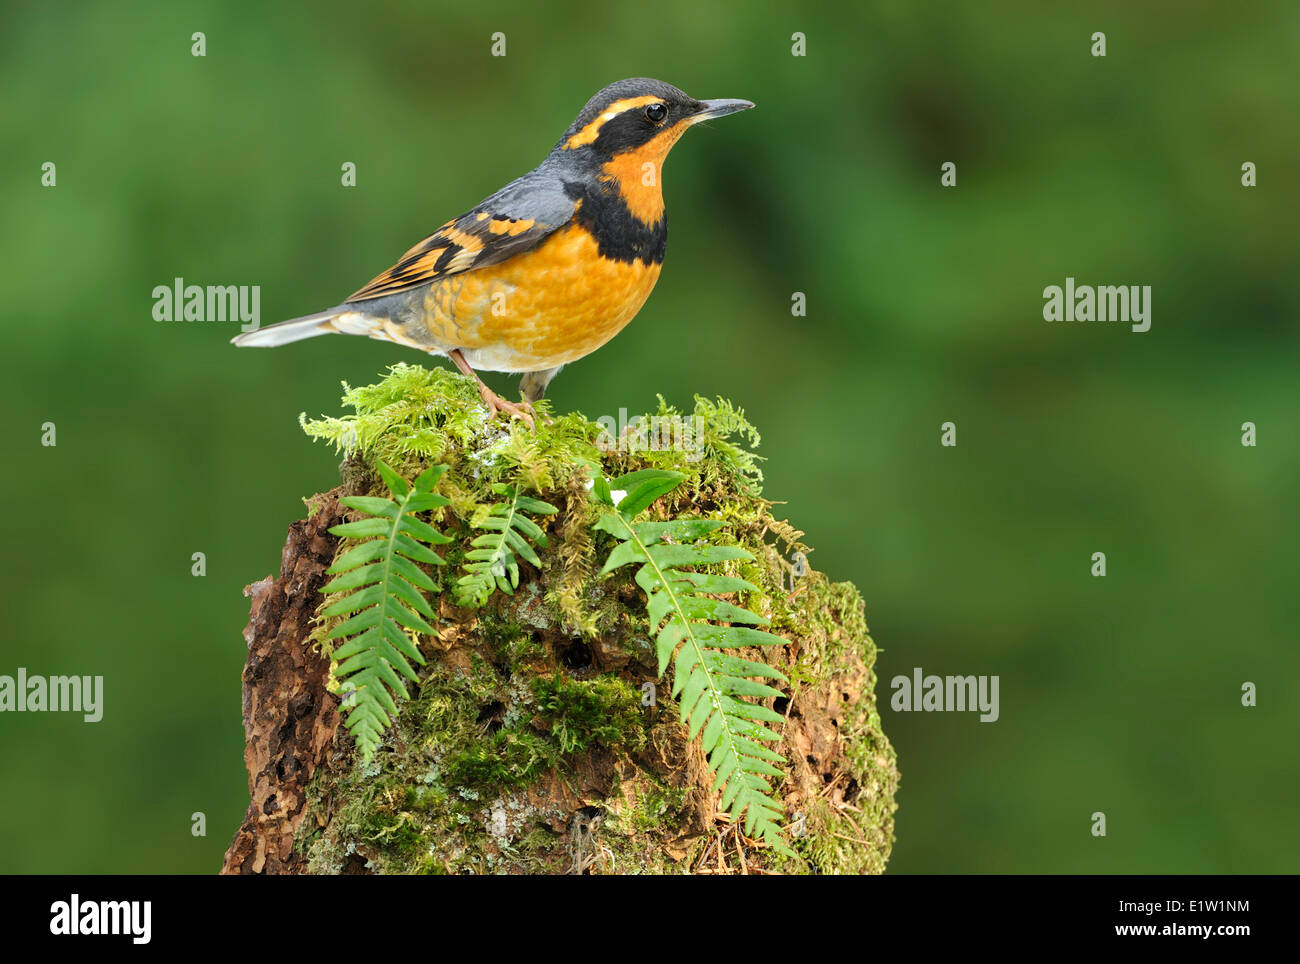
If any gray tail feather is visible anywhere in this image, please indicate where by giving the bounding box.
[230,308,345,347]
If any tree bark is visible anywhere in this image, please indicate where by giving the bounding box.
[221,494,346,875]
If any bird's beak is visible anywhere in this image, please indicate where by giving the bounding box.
[689,98,755,123]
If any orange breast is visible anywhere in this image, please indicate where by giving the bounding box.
[417,224,662,372]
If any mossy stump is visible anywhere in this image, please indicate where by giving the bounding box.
[221,365,898,874]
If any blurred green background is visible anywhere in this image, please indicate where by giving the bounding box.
[2,0,1296,873]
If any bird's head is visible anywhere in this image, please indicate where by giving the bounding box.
[553,78,753,224]
[556,78,754,158]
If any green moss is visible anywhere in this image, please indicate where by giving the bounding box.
[531,674,647,755]
[622,782,694,835]
[360,810,424,857]
[442,729,555,789]
[299,363,602,491]
[291,363,897,874]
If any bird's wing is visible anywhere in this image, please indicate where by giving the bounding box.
[346,172,577,302]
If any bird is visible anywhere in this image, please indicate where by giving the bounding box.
[232,78,754,428]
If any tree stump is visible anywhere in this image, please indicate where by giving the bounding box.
[221,365,899,874]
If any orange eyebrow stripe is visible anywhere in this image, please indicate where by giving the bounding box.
[564,96,663,149]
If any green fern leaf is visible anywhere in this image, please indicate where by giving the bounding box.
[455,482,558,607]
[592,470,792,854]
[323,462,451,762]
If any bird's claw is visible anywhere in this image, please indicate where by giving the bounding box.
[478,385,537,430]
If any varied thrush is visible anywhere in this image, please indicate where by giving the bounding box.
[233,77,753,426]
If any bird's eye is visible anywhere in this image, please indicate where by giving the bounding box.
[645,102,668,123]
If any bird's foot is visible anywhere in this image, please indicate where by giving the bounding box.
[477,383,536,430]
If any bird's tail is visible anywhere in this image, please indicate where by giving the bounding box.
[230,307,379,347]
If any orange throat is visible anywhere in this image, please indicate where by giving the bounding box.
[599,125,687,225]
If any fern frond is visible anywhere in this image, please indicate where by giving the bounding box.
[323,462,451,762]
[454,482,558,607]
[592,469,792,853]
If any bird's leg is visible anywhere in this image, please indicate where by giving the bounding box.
[447,349,536,429]
[519,366,563,403]
[519,367,563,426]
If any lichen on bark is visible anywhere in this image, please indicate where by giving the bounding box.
[223,364,899,875]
